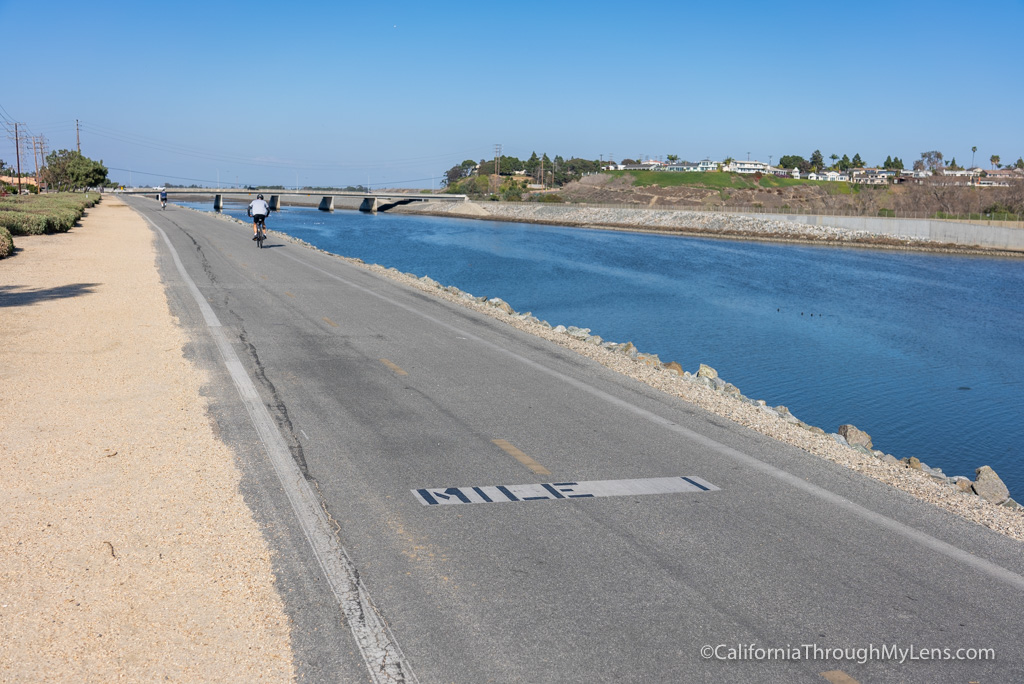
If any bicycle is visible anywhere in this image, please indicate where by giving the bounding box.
[254,215,267,248]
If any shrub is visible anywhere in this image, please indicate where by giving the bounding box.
[0,225,12,258]
[0,210,49,235]
[0,192,100,234]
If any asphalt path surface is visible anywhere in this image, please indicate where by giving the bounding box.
[130,197,1024,684]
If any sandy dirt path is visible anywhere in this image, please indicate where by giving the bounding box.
[0,196,294,681]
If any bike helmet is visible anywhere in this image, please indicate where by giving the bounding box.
[257,194,264,199]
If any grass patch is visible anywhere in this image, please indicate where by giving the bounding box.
[604,169,825,190]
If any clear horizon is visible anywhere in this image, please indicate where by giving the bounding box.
[2,0,1022,189]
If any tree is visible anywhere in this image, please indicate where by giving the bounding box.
[779,154,812,174]
[839,154,851,171]
[525,151,540,177]
[830,153,839,169]
[990,154,1001,169]
[441,159,479,187]
[620,158,637,165]
[851,153,864,168]
[891,157,904,170]
[1016,157,1024,170]
[442,165,466,187]
[778,154,804,169]
[971,146,977,168]
[883,155,894,169]
[722,156,735,168]
[40,150,108,191]
[809,149,824,171]
[666,154,679,163]
[920,150,943,172]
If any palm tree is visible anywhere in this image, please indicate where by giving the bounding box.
[991,154,1001,169]
[830,154,839,169]
[971,146,977,168]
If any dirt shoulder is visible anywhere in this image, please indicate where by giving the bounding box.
[0,196,293,681]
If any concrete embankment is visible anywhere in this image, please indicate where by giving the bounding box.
[389,200,1024,254]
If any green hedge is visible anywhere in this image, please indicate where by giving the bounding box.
[0,210,49,235]
[0,192,101,235]
[0,225,12,258]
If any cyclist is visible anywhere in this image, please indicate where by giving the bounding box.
[247,194,270,240]
[159,189,167,209]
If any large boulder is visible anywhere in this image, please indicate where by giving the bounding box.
[662,361,685,376]
[972,466,1010,505]
[697,364,718,379]
[838,424,873,449]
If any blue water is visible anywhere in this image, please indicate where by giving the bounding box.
[194,202,1024,496]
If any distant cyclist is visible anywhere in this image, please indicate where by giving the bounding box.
[247,193,270,240]
[159,189,167,209]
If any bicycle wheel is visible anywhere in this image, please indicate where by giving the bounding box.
[257,222,265,248]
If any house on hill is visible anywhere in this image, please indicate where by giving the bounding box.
[850,168,896,185]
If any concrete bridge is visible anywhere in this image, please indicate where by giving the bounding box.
[119,188,468,213]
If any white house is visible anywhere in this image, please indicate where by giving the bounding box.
[665,162,701,172]
[726,160,769,174]
[850,168,896,185]
[698,159,718,172]
[809,170,849,182]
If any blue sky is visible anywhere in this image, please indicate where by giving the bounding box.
[2,0,1022,188]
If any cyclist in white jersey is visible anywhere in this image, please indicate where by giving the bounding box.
[247,194,270,240]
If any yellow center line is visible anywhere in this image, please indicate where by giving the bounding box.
[323,317,338,328]
[492,439,551,475]
[820,671,860,684]
[379,359,408,376]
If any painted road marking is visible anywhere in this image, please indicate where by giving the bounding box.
[379,359,408,376]
[279,247,1024,590]
[323,316,339,328]
[492,439,551,475]
[413,475,717,506]
[820,671,860,684]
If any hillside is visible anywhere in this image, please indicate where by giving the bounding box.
[554,171,1024,220]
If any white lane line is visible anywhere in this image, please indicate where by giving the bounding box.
[278,248,1024,592]
[144,215,417,684]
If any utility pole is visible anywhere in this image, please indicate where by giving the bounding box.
[494,144,501,176]
[14,123,21,194]
[32,136,40,187]
[76,119,81,153]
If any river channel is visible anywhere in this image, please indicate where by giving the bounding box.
[188,201,1024,497]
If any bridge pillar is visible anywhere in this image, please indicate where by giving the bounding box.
[319,196,334,211]
[214,194,223,211]
[359,197,379,214]
[269,195,280,211]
